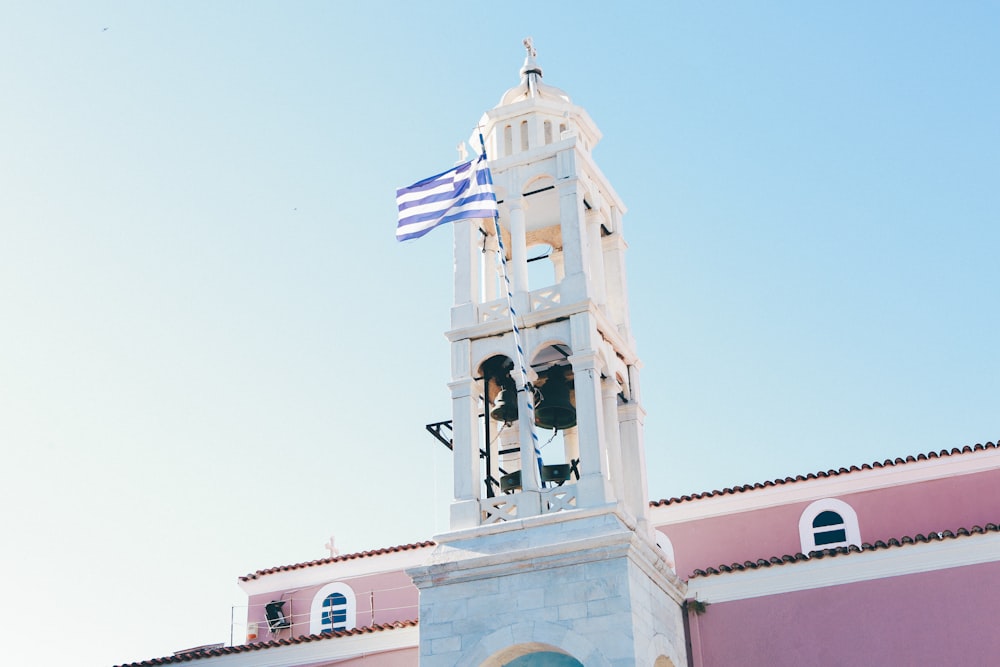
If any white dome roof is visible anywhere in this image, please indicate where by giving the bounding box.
[497,42,572,107]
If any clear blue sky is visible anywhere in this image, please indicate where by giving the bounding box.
[1,2,996,665]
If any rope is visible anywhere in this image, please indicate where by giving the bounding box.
[490,211,544,487]
[478,129,545,488]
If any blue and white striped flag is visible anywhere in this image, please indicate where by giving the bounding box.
[396,154,498,242]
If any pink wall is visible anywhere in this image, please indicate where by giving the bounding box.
[846,469,1000,544]
[659,467,1000,577]
[245,569,419,644]
[662,501,805,578]
[690,560,1000,666]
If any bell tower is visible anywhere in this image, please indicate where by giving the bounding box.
[409,41,688,667]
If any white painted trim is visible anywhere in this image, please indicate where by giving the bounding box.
[687,530,1000,604]
[655,529,676,569]
[797,498,861,553]
[164,625,419,667]
[237,547,433,596]
[308,582,357,635]
[651,449,1000,525]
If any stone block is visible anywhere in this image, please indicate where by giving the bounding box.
[430,635,462,654]
[587,596,621,617]
[558,601,588,620]
[420,597,468,624]
[419,621,453,640]
[544,582,586,607]
[467,592,508,617]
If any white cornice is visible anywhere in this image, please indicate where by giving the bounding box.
[687,530,1000,604]
[446,300,635,367]
[651,449,1000,525]
[160,626,419,667]
[237,548,434,596]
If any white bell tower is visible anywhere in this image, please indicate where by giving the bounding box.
[409,41,688,667]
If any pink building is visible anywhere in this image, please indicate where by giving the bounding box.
[655,443,1000,666]
[116,442,1000,667]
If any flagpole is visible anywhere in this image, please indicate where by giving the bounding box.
[477,131,546,491]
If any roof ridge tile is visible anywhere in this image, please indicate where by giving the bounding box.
[114,621,420,667]
[239,541,436,581]
[689,523,1000,580]
[651,440,997,507]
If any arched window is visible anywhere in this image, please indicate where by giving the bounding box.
[309,582,357,635]
[798,498,861,553]
[813,510,847,545]
[322,592,348,630]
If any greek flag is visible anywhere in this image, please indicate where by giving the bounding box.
[396,154,498,242]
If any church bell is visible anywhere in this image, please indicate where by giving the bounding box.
[483,356,519,424]
[489,378,519,424]
[534,365,576,430]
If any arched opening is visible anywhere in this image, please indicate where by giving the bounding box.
[308,582,356,635]
[483,343,582,497]
[467,624,607,667]
[519,174,561,303]
[480,355,521,498]
[654,658,676,667]
[526,243,556,294]
[529,344,578,491]
[798,498,861,552]
[505,653,583,667]
[480,642,585,667]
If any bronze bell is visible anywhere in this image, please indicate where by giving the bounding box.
[490,379,519,423]
[534,366,576,430]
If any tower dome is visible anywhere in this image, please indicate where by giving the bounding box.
[498,37,572,106]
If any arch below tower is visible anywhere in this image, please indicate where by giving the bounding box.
[504,650,583,666]
[458,622,609,667]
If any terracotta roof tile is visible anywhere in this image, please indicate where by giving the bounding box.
[651,441,998,507]
[239,541,436,581]
[689,523,1000,579]
[113,620,419,666]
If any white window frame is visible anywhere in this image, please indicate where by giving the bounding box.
[798,498,861,553]
[308,582,357,635]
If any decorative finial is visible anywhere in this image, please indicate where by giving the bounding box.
[324,535,340,559]
[520,37,542,97]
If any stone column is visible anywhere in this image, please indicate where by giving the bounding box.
[451,219,481,329]
[619,364,651,535]
[587,209,607,308]
[516,382,542,517]
[449,374,481,530]
[568,350,610,507]
[508,198,531,316]
[602,374,624,506]
[557,178,588,303]
[484,231,501,303]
